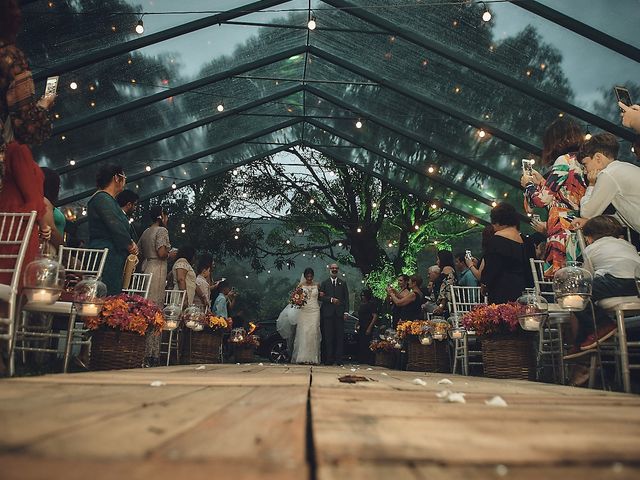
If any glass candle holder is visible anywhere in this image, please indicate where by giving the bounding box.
[163,304,181,330]
[431,316,449,341]
[516,288,549,331]
[22,245,65,305]
[183,305,204,329]
[553,261,593,311]
[449,327,465,340]
[230,327,246,343]
[73,275,107,316]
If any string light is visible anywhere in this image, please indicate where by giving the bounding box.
[234,235,239,240]
[356,227,362,233]
[427,166,435,174]
[414,225,419,230]
[338,242,343,247]
[478,128,486,138]
[431,203,437,209]
[235,227,241,232]
[491,201,497,207]
[482,9,492,22]
[135,18,144,34]
[286,239,291,244]
[298,228,303,234]
[81,209,87,216]
[60,135,66,140]
[372,202,377,208]
[217,102,225,112]
[470,219,476,225]
[69,81,78,90]
[180,223,185,228]
[307,16,317,30]
[171,182,177,189]
[181,228,186,233]
[309,198,315,204]
[145,165,151,172]
[584,127,592,141]
[355,119,363,129]
[69,160,76,166]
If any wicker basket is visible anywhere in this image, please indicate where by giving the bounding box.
[481,333,536,380]
[181,330,223,364]
[234,345,255,363]
[374,350,396,369]
[406,336,450,372]
[89,328,146,370]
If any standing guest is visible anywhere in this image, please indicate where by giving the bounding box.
[432,250,457,316]
[0,0,55,288]
[387,274,424,321]
[116,189,140,242]
[193,257,213,312]
[387,274,409,327]
[213,281,233,319]
[41,167,64,250]
[138,205,171,367]
[171,245,196,306]
[570,133,640,246]
[466,225,494,282]
[319,264,350,365]
[522,118,586,277]
[454,252,479,287]
[619,103,640,134]
[482,203,531,304]
[87,164,138,295]
[421,266,441,314]
[357,289,378,365]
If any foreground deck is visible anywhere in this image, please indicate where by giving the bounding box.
[1,364,639,479]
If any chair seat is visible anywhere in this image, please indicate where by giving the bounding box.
[598,296,640,312]
[23,300,74,315]
[0,283,12,302]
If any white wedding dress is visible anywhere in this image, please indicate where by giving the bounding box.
[277,284,321,364]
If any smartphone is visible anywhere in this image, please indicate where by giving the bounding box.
[44,76,59,97]
[614,86,633,111]
[532,214,541,223]
[220,277,226,282]
[522,159,535,175]
[465,250,472,259]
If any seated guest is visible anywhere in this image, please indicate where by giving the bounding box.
[481,203,530,304]
[566,216,640,357]
[454,252,479,287]
[387,274,424,320]
[171,245,196,306]
[87,164,138,295]
[572,133,640,245]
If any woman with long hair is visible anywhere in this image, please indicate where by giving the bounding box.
[432,250,457,316]
[387,274,424,321]
[522,118,586,277]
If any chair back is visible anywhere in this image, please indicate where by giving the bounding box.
[450,285,485,314]
[165,289,186,308]
[529,259,557,302]
[0,211,37,291]
[58,246,109,279]
[122,272,152,298]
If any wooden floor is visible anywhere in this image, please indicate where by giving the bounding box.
[1,364,640,480]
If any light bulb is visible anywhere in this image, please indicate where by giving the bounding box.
[298,228,303,234]
[356,228,362,233]
[217,103,224,112]
[235,227,241,232]
[355,120,363,129]
[181,228,186,233]
[69,160,76,166]
[431,203,437,209]
[70,81,78,90]
[135,19,144,34]
[171,182,177,189]
[234,235,239,240]
[286,240,291,244]
[478,129,486,138]
[81,209,87,216]
[338,242,343,247]
[427,166,435,174]
[309,198,315,204]
[470,219,476,224]
[307,17,317,30]
[414,225,419,230]
[372,202,377,208]
[129,218,134,224]
[145,165,151,172]
[482,10,492,22]
[584,132,592,141]
[180,223,185,228]
[491,201,497,207]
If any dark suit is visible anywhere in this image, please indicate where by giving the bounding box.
[319,277,349,364]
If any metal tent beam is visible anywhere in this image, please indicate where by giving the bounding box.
[305,118,502,209]
[308,46,541,155]
[306,142,489,225]
[53,46,307,135]
[58,85,303,174]
[321,0,636,143]
[57,118,302,205]
[511,0,640,63]
[32,0,291,81]
[305,86,520,189]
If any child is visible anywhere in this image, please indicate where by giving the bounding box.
[567,216,640,358]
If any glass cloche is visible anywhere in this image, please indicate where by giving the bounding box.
[516,288,549,331]
[230,327,247,343]
[72,275,107,316]
[431,316,449,341]
[22,244,65,304]
[553,261,593,311]
[183,305,204,330]
[418,322,433,345]
[163,304,182,330]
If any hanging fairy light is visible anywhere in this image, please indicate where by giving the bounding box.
[431,203,437,209]
[481,3,492,22]
[478,128,486,138]
[307,16,317,30]
[69,81,78,90]
[298,228,303,234]
[135,18,144,34]
[171,182,177,189]
[235,227,241,232]
[145,165,151,172]
[216,102,225,112]
[491,201,497,207]
[69,160,76,166]
[355,119,363,129]
[584,126,592,141]
[356,227,362,233]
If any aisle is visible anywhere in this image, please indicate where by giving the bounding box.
[1,365,639,480]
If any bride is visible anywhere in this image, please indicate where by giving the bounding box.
[276,268,322,364]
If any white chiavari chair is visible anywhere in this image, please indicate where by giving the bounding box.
[0,212,37,377]
[161,289,186,365]
[450,285,485,375]
[122,272,152,299]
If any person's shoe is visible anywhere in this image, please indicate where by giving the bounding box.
[563,345,593,360]
[73,356,89,370]
[142,357,152,368]
[580,323,617,350]
[569,364,591,387]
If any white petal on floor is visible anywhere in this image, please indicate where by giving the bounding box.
[150,381,166,387]
[195,365,206,371]
[412,378,427,386]
[437,378,453,385]
[485,395,508,407]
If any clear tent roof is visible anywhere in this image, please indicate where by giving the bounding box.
[18,0,640,223]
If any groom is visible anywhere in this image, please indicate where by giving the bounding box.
[319,264,349,365]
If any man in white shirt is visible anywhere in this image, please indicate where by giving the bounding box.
[571,133,640,238]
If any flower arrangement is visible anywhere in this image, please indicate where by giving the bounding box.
[232,334,260,347]
[369,339,396,352]
[396,320,436,338]
[289,286,308,308]
[461,302,524,336]
[203,314,229,331]
[84,293,165,335]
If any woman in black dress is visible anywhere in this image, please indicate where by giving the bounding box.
[357,289,378,364]
[481,203,532,304]
[387,274,424,320]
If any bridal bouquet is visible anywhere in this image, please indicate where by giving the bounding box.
[289,286,308,308]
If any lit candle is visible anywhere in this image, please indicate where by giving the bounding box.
[79,303,99,316]
[433,333,445,341]
[450,330,463,339]
[165,320,178,329]
[32,289,53,304]
[560,295,584,310]
[420,336,433,346]
[522,317,540,331]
